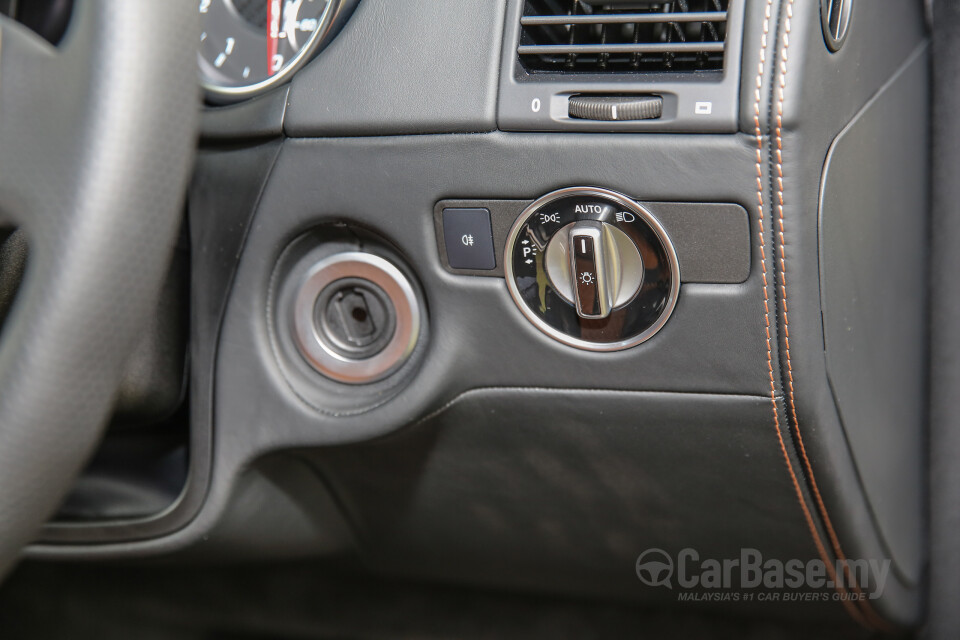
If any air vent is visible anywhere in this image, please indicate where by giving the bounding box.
[498,0,743,131]
[518,0,729,74]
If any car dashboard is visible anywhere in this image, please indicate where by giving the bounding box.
[0,0,940,635]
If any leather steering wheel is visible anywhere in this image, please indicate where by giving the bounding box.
[0,1,198,576]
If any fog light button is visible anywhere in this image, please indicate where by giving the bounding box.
[442,207,496,270]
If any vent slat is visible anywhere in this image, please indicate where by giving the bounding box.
[519,42,725,55]
[520,12,727,27]
[518,0,729,74]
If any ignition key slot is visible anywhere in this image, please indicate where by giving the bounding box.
[289,251,422,385]
[316,278,397,360]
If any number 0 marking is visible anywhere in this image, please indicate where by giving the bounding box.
[531,98,541,113]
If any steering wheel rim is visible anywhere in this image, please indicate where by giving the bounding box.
[0,1,198,576]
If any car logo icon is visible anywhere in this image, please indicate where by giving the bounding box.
[636,549,674,588]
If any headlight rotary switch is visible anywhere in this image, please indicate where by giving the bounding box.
[505,187,680,351]
[569,222,610,318]
[547,220,645,320]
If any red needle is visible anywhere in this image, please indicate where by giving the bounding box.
[267,0,280,76]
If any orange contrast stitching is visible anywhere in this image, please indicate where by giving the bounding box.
[772,0,891,631]
[752,0,869,628]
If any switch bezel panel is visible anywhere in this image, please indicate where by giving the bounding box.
[433,199,750,283]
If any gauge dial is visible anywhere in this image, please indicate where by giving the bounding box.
[199,0,336,100]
